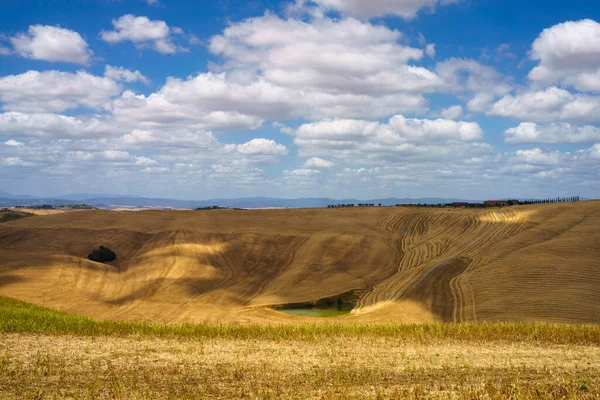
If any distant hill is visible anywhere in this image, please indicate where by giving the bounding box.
[67,196,480,209]
[0,191,479,208]
[51,193,144,201]
[0,190,37,200]
[1,191,592,209]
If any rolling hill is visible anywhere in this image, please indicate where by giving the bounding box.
[0,201,598,324]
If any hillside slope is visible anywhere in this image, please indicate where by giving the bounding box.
[0,202,598,324]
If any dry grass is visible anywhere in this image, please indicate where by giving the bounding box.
[2,297,600,398]
[1,332,599,399]
[0,201,599,324]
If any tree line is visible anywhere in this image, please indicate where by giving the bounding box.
[519,196,580,205]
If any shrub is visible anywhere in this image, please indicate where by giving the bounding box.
[88,246,117,263]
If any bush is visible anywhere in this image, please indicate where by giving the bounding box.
[88,246,117,263]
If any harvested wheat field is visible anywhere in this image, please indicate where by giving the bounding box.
[0,201,599,324]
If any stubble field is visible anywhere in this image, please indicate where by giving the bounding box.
[0,201,598,324]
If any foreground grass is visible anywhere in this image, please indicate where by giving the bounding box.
[2,297,600,398]
[2,332,600,399]
[2,296,600,344]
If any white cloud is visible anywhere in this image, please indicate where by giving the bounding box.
[590,144,600,159]
[284,168,321,176]
[304,157,335,168]
[294,115,487,167]
[488,87,600,124]
[108,74,280,131]
[307,0,460,20]
[513,148,561,166]
[5,139,23,146]
[425,43,435,58]
[0,112,115,138]
[102,150,130,161]
[230,138,288,155]
[296,115,482,145]
[104,65,149,84]
[210,14,441,97]
[9,25,92,65]
[0,45,12,55]
[1,157,36,167]
[437,58,512,96]
[0,70,121,112]
[529,19,600,92]
[134,156,158,166]
[108,72,427,133]
[121,128,218,148]
[505,122,600,144]
[100,14,185,54]
[439,105,463,119]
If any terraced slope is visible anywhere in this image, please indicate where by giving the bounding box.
[0,201,598,324]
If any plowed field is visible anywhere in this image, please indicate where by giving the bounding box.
[1,201,598,324]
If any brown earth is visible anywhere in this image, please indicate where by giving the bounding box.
[0,201,598,324]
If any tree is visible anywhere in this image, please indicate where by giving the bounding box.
[88,246,117,263]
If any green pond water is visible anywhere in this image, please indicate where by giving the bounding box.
[276,307,351,317]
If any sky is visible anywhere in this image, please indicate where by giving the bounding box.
[0,0,599,200]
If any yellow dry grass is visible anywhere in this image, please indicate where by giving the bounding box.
[2,333,600,399]
[0,201,599,324]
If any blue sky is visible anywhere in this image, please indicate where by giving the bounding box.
[0,0,599,200]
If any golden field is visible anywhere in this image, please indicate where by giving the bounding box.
[0,201,598,324]
[1,331,599,399]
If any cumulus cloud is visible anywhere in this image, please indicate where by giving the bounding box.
[229,138,288,155]
[529,19,600,92]
[5,139,23,146]
[293,115,487,166]
[296,115,482,144]
[284,168,321,176]
[488,87,600,124]
[100,14,185,54]
[0,70,122,112]
[108,74,279,131]
[439,105,463,119]
[104,65,149,84]
[9,25,92,65]
[121,129,218,148]
[209,14,441,97]
[437,58,512,96]
[107,71,427,133]
[1,156,36,167]
[0,112,115,138]
[505,122,600,144]
[304,0,460,20]
[513,148,562,166]
[304,157,335,168]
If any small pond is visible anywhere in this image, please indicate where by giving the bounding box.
[272,290,361,318]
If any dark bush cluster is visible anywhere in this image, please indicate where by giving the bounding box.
[88,246,117,263]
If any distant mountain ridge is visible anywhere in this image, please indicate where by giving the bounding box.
[0,192,481,209]
[2,192,591,209]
